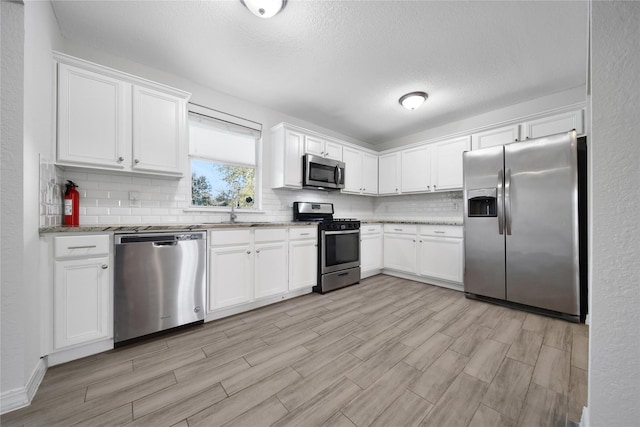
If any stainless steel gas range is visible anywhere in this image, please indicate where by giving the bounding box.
[293,202,361,293]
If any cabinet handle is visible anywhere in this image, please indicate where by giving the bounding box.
[427,185,431,190]
[394,228,403,231]
[434,231,445,234]
[413,239,416,242]
[419,240,423,243]
[101,264,108,269]
[246,250,251,254]
[433,185,437,190]
[300,233,310,236]
[363,188,366,191]
[68,245,96,249]
[395,188,398,192]
[256,250,260,253]
[134,159,140,164]
[118,156,124,162]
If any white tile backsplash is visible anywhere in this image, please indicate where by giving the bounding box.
[40,167,463,226]
[372,191,464,222]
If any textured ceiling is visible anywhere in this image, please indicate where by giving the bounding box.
[50,0,588,145]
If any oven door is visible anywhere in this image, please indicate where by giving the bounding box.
[321,229,360,274]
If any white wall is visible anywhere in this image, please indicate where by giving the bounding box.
[1,0,62,413]
[588,2,640,425]
[1,0,27,403]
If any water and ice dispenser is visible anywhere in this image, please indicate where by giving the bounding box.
[467,188,497,217]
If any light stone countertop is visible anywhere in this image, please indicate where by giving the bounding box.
[39,219,462,234]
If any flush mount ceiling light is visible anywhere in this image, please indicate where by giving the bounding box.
[241,0,287,18]
[399,91,428,110]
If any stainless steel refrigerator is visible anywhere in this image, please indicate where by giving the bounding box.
[463,131,587,322]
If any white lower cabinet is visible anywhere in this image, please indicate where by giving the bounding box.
[208,228,288,312]
[288,227,318,291]
[417,236,464,283]
[360,224,383,276]
[209,242,253,310]
[51,234,112,351]
[383,224,464,286]
[254,240,288,299]
[383,225,418,273]
[54,257,111,349]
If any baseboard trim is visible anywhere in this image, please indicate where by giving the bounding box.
[580,406,590,427]
[47,339,114,367]
[205,288,313,322]
[0,358,47,415]
[381,269,464,292]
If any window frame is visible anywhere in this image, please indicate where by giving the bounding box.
[186,107,263,212]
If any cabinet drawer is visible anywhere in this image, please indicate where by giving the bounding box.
[361,224,382,235]
[289,227,317,240]
[254,228,287,243]
[383,224,417,235]
[419,225,463,238]
[55,234,110,259]
[209,229,252,246]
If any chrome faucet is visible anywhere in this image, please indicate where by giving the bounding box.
[230,200,238,223]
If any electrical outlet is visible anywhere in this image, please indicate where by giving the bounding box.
[129,191,141,208]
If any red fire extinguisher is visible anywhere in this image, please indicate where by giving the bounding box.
[64,180,80,227]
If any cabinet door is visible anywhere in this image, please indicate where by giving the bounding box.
[54,257,111,349]
[209,244,253,310]
[132,86,184,175]
[418,236,463,283]
[522,109,584,139]
[324,141,343,161]
[361,153,379,195]
[471,125,520,150]
[361,233,383,272]
[342,147,363,193]
[254,241,288,299]
[284,130,304,188]
[432,136,471,191]
[401,146,432,193]
[383,234,416,273]
[57,63,129,169]
[378,153,400,195]
[289,239,317,291]
[304,135,325,156]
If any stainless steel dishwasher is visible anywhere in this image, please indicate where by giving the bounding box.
[114,231,206,343]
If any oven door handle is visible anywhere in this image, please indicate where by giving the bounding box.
[323,230,360,236]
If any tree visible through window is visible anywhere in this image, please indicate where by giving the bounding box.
[191,161,255,208]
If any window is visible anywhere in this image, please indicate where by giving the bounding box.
[188,108,261,209]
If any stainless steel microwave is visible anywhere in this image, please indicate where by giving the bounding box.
[303,154,345,190]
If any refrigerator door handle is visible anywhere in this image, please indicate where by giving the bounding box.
[505,168,512,235]
[498,169,504,235]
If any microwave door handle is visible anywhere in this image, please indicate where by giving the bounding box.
[334,165,341,184]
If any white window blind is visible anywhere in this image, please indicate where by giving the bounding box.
[188,113,259,166]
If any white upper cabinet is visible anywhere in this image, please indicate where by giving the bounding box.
[378,152,401,195]
[131,86,185,175]
[342,146,378,195]
[522,109,585,140]
[57,64,130,170]
[362,153,379,195]
[304,135,342,161]
[431,136,471,191]
[471,124,520,150]
[271,125,304,189]
[401,145,432,193]
[55,55,190,177]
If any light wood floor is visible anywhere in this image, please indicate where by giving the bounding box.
[2,275,588,427]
